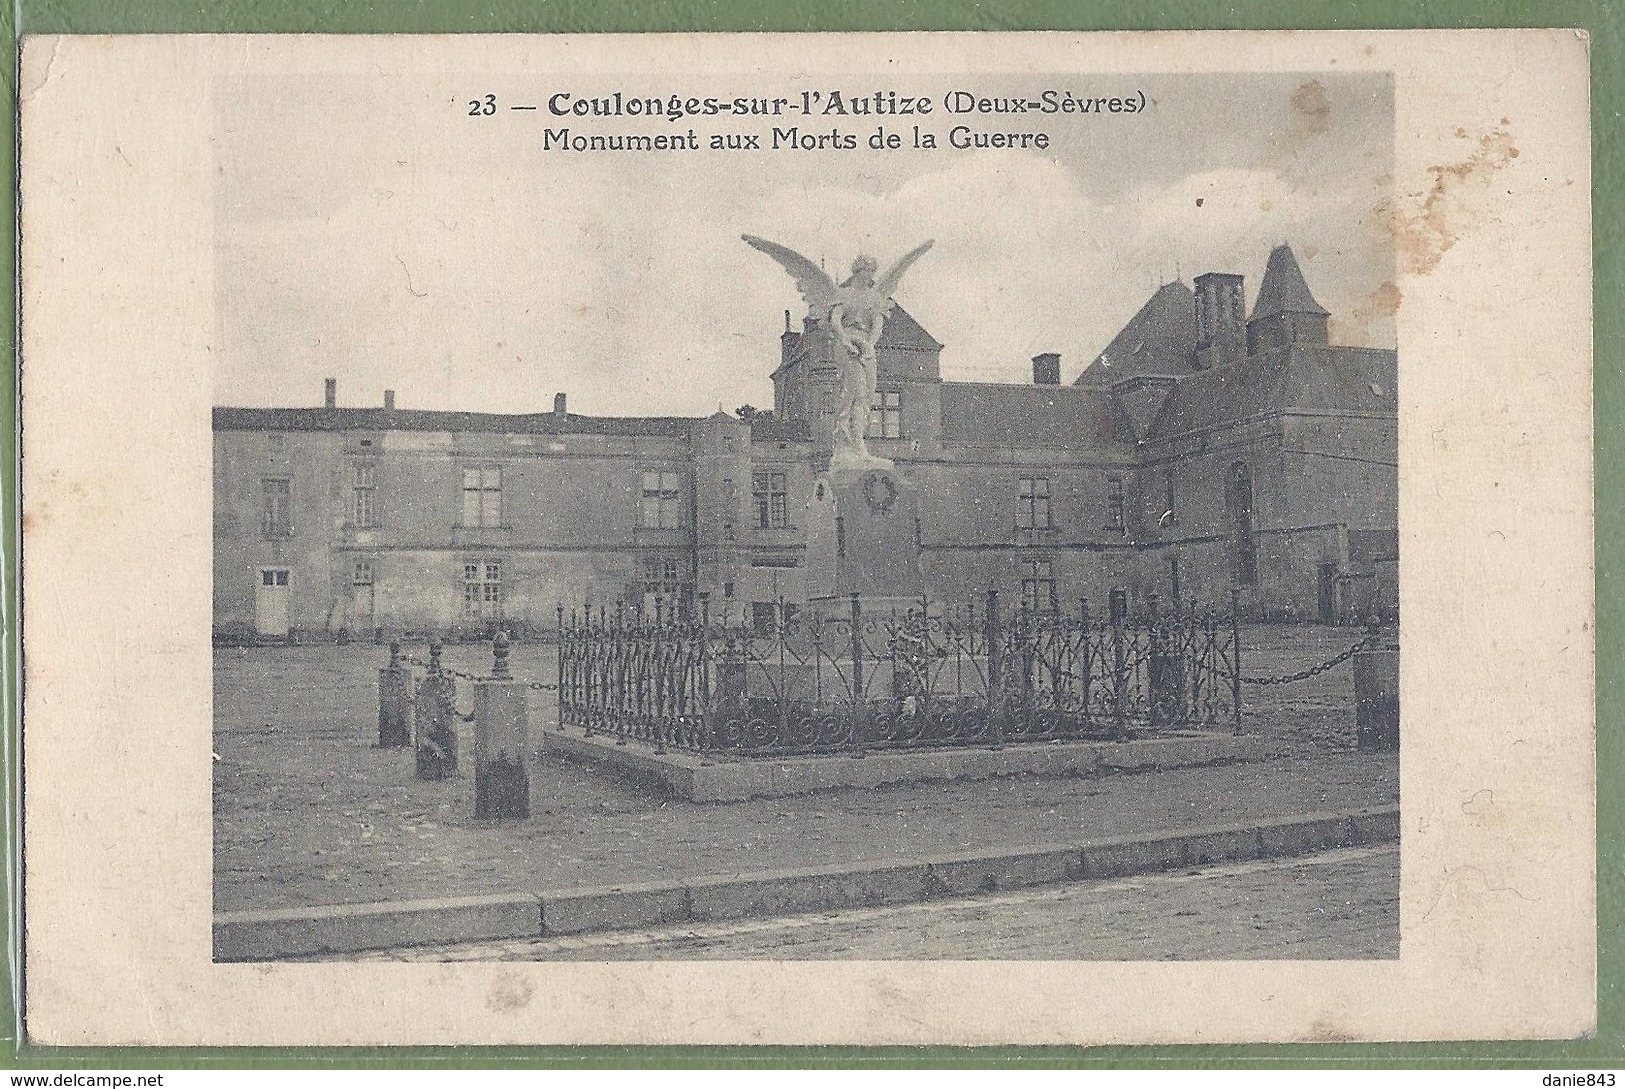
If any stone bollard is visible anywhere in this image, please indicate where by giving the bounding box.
[1354,626,1400,752]
[474,630,531,820]
[415,642,459,780]
[377,641,411,748]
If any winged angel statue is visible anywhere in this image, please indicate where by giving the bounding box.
[743,235,933,468]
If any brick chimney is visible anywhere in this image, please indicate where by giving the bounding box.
[324,377,336,408]
[1031,352,1061,385]
[383,390,395,410]
[553,392,567,418]
[1194,272,1245,370]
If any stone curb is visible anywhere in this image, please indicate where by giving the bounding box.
[544,729,1285,802]
[213,805,1399,960]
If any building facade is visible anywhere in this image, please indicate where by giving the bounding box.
[213,244,1398,642]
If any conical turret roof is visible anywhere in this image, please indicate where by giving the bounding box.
[1250,244,1329,320]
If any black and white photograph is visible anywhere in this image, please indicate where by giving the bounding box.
[18,30,1593,1047]
[207,67,1402,963]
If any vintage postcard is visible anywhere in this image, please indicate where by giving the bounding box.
[18,30,1593,1045]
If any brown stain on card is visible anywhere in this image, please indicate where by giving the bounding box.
[1329,280,1401,346]
[1381,126,1521,276]
[1269,79,1334,165]
[486,972,535,1012]
[1303,1019,1357,1044]
[1288,79,1332,136]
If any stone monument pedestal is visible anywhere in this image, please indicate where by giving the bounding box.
[804,461,925,617]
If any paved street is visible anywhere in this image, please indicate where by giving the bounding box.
[215,632,1396,913]
[352,844,1399,961]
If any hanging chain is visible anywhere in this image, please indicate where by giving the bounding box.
[398,651,559,693]
[1238,632,1383,686]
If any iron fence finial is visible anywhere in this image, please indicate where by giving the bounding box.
[493,628,510,679]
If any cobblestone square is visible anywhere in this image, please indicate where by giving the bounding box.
[214,625,1397,918]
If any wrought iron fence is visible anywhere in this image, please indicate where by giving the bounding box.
[557,591,1242,757]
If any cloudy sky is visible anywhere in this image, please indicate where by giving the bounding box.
[214,70,1392,416]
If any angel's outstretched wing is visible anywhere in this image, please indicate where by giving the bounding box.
[876,240,935,300]
[742,235,839,315]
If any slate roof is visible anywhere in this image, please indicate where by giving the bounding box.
[212,407,696,437]
[779,302,942,373]
[939,382,1134,452]
[1251,244,1329,319]
[748,413,813,442]
[1145,348,1290,438]
[1144,344,1396,440]
[1283,345,1396,415]
[879,303,943,351]
[1073,281,1198,386]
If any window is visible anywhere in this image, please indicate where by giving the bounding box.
[753,471,788,529]
[353,463,378,527]
[750,601,798,634]
[1018,476,1052,529]
[260,478,292,538]
[640,470,682,529]
[461,467,502,527]
[641,556,690,616]
[1228,463,1259,586]
[352,560,374,586]
[266,433,286,451]
[260,569,289,588]
[751,601,778,634]
[1106,476,1125,532]
[462,560,502,621]
[643,555,684,597]
[869,390,902,439]
[1021,559,1056,615]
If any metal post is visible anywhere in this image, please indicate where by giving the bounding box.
[613,603,628,747]
[1111,608,1127,741]
[652,615,668,755]
[555,605,565,731]
[584,604,597,739]
[847,593,866,758]
[985,588,1004,749]
[1230,586,1244,735]
[492,627,510,679]
[1147,592,1163,731]
[776,594,789,745]
[1079,597,1093,730]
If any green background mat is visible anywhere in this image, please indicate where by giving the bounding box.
[3,0,1617,1070]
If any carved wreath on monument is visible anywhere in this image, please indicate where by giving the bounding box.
[862,470,899,514]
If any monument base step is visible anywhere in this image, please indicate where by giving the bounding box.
[542,727,1284,803]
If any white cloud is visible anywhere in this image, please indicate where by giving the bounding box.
[215,74,1393,417]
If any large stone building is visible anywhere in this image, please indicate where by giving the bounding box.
[213,243,1398,641]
